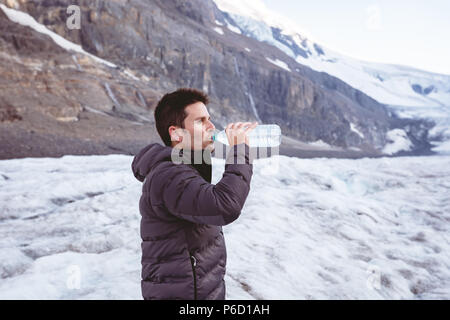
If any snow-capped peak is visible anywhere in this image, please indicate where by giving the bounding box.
[213,0,317,43]
[212,0,450,109]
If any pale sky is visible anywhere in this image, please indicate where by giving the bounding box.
[262,0,450,75]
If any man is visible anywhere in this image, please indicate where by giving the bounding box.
[131,88,257,300]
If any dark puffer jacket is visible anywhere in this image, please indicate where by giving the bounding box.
[131,142,253,300]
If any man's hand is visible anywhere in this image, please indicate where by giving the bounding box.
[225,122,258,147]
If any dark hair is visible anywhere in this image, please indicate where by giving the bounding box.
[154,88,209,146]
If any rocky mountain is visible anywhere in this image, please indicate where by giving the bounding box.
[0,0,433,159]
[213,0,450,108]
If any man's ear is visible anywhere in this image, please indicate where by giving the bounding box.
[169,126,183,142]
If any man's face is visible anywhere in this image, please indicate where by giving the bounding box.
[170,102,216,151]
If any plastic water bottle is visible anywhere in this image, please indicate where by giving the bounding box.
[212,124,281,147]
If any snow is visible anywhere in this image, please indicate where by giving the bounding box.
[245,48,251,52]
[431,140,450,154]
[296,52,450,108]
[123,69,139,81]
[350,123,365,139]
[266,57,291,72]
[307,140,333,149]
[0,4,117,68]
[213,27,224,35]
[387,105,450,155]
[225,20,241,34]
[382,129,413,155]
[1,153,450,299]
[213,0,318,43]
[224,12,297,62]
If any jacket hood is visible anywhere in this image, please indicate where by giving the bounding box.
[131,143,173,182]
[131,143,213,183]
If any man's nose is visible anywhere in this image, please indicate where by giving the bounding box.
[207,120,215,131]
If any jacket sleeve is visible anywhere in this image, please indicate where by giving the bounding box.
[152,143,253,226]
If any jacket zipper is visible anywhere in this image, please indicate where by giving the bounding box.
[190,255,197,300]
